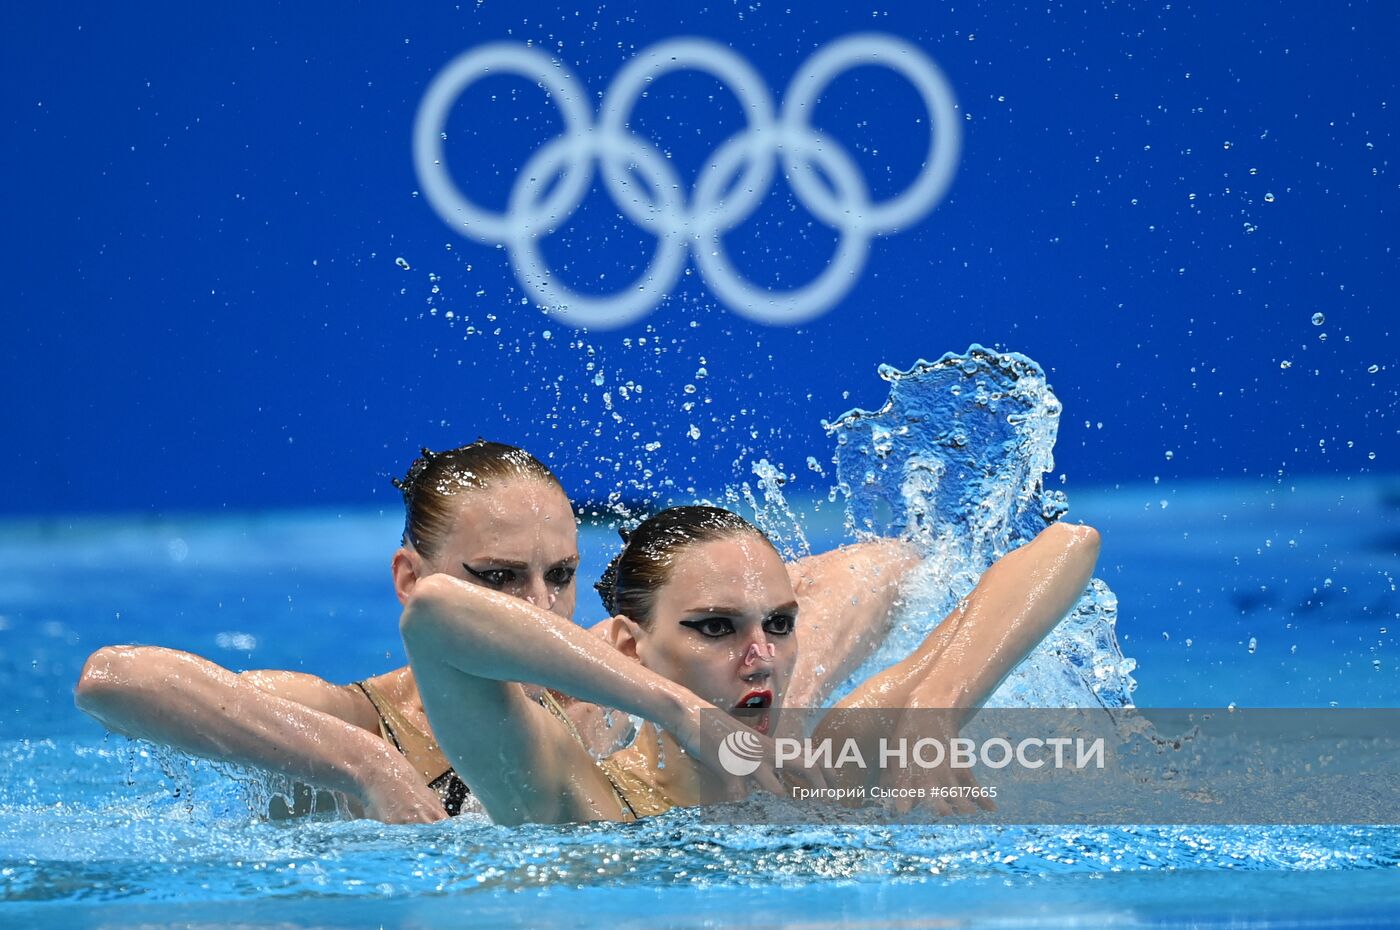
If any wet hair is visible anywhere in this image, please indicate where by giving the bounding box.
[594,506,776,626]
[392,440,563,559]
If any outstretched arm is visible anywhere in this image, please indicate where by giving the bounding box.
[785,539,922,707]
[815,523,1100,812]
[74,646,443,823]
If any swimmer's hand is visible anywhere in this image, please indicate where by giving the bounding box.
[354,751,448,825]
[672,703,828,801]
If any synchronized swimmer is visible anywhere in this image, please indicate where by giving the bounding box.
[75,441,939,823]
[76,440,1099,825]
[402,504,1097,823]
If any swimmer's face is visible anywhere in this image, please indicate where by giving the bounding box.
[633,534,797,735]
[430,477,579,620]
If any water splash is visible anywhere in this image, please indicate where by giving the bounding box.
[721,458,812,562]
[826,346,1136,708]
[828,346,1061,554]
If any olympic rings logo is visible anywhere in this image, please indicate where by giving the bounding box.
[412,34,960,329]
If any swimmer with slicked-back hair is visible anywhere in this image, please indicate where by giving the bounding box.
[75,442,922,823]
[401,505,1100,824]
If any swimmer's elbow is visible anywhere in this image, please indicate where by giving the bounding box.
[1069,522,1101,555]
[398,583,434,645]
[1044,521,1101,557]
[1076,525,1102,570]
[75,645,149,712]
[399,573,471,649]
[1045,523,1102,586]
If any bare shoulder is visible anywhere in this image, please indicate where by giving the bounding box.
[787,539,920,592]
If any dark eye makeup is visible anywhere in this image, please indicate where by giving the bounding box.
[679,617,735,638]
[679,613,797,639]
[463,564,513,588]
[463,563,577,589]
[763,614,796,636]
[545,565,577,586]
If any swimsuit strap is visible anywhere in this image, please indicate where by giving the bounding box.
[351,681,404,754]
[537,690,641,821]
[352,679,468,816]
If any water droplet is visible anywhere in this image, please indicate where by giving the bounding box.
[1368,364,1379,374]
[1280,360,1293,370]
[1264,192,1275,202]
[395,257,410,270]
[1247,636,1258,655]
[1164,450,1175,461]
[1311,312,1325,326]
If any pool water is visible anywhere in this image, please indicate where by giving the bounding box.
[1,472,1397,928]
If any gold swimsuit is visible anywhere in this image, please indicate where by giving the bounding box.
[351,680,471,817]
[537,691,673,821]
[354,681,670,822]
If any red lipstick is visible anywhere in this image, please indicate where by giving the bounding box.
[734,689,774,734]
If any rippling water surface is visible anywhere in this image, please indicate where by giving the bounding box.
[2,352,1396,928]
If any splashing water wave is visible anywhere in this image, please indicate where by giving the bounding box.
[824,346,1137,707]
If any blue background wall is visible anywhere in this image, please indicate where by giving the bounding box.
[2,2,1395,515]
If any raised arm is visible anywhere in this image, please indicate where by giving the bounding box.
[833,522,1102,719]
[74,646,443,823]
[785,539,922,707]
[812,523,1100,812]
[400,573,804,824]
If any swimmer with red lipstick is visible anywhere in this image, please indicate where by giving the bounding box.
[401,506,1101,824]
